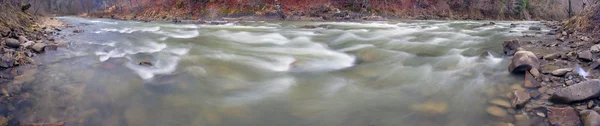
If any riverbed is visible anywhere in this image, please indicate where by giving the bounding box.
[13,17,548,125]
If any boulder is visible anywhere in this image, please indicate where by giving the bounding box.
[581,110,600,126]
[31,43,46,53]
[523,71,540,88]
[508,51,539,74]
[529,26,541,30]
[579,50,594,62]
[503,39,521,56]
[546,106,581,126]
[4,38,20,48]
[21,41,34,48]
[551,80,600,103]
[592,44,600,53]
[551,68,572,77]
[511,90,531,108]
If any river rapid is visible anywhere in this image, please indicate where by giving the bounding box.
[14,17,548,125]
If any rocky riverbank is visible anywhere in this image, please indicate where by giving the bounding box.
[0,3,75,125]
[496,8,600,125]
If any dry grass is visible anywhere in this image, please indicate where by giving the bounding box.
[0,3,36,33]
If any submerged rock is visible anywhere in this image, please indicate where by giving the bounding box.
[486,106,508,117]
[546,106,581,126]
[503,39,521,56]
[490,99,511,108]
[581,110,600,126]
[511,90,531,108]
[551,80,600,103]
[551,68,572,77]
[508,51,540,74]
[524,71,540,88]
[410,100,449,116]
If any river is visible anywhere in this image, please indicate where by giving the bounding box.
[13,17,547,125]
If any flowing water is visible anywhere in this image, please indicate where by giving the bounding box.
[15,17,547,125]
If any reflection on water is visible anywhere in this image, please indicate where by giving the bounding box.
[15,17,543,125]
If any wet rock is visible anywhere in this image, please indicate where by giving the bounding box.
[55,41,67,47]
[547,106,581,126]
[510,24,517,28]
[511,90,530,108]
[410,100,448,116]
[543,53,560,60]
[592,44,600,53]
[31,43,46,53]
[481,22,496,27]
[508,51,539,74]
[551,68,572,77]
[551,80,600,103]
[5,38,20,48]
[486,106,508,117]
[529,26,541,31]
[73,29,84,33]
[503,39,521,56]
[139,61,153,67]
[490,99,511,108]
[298,24,330,29]
[524,71,540,88]
[581,110,600,126]
[45,44,59,51]
[579,50,594,62]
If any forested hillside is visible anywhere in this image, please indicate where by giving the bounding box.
[1,0,597,21]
